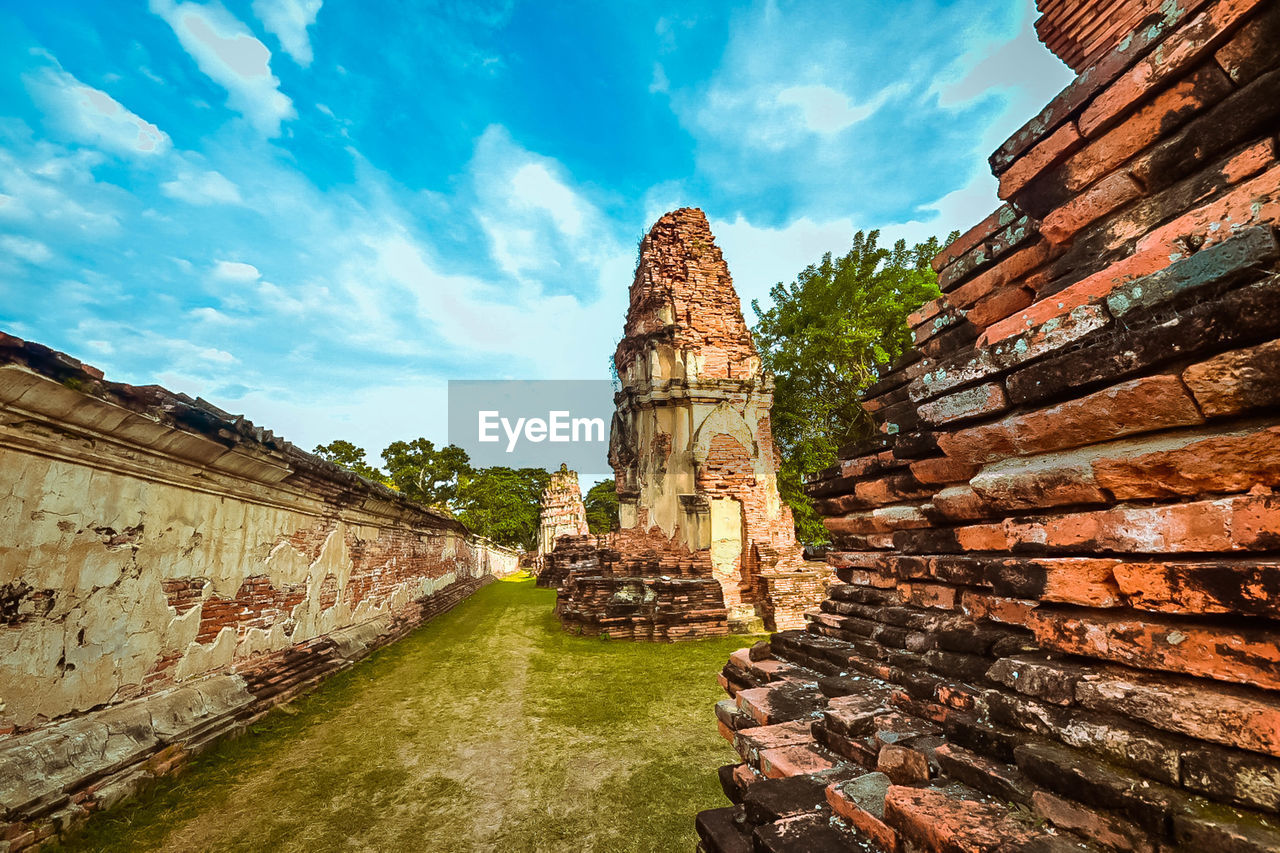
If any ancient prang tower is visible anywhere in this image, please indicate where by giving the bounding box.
[555,208,829,638]
[532,464,590,587]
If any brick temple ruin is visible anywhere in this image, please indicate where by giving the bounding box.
[698,0,1280,851]
[552,208,831,639]
[532,463,590,587]
[0,335,518,846]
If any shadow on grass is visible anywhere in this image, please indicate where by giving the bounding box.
[51,578,760,853]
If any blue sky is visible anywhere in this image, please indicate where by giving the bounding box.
[0,0,1071,466]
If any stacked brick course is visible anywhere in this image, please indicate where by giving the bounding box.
[698,1,1280,850]
[555,209,830,639]
[533,463,590,585]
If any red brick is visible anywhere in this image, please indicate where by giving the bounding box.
[932,204,1019,273]
[1027,608,1280,690]
[1079,0,1269,137]
[908,299,943,329]
[958,493,1280,555]
[989,557,1123,607]
[993,0,1211,171]
[1112,559,1280,615]
[1062,64,1235,194]
[930,485,997,523]
[938,375,1205,465]
[1183,338,1280,417]
[916,382,1008,427]
[1076,672,1280,758]
[883,785,1046,852]
[966,286,1035,330]
[897,582,958,611]
[825,779,901,853]
[949,241,1052,309]
[960,591,1037,626]
[758,744,839,779]
[969,453,1110,511]
[998,121,1082,199]
[908,456,979,486]
[1094,423,1280,498]
[1135,162,1280,257]
[1041,170,1143,244]
[839,451,897,480]
[1214,1,1280,84]
[980,244,1166,345]
[735,719,816,762]
[985,161,1280,347]
[1031,790,1155,853]
[970,424,1280,508]
[854,475,933,507]
[876,744,931,785]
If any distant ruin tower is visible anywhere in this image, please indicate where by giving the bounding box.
[609,208,812,628]
[534,464,589,571]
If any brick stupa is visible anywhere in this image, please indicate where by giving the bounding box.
[554,209,830,639]
[533,463,591,588]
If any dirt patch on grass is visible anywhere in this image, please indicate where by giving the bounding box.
[53,579,754,852]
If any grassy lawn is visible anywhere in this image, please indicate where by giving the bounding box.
[53,577,754,853]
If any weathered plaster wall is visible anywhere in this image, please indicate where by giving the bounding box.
[0,335,516,845]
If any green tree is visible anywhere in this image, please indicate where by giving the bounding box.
[313,440,388,484]
[380,439,473,508]
[752,230,948,544]
[583,478,619,534]
[454,466,552,549]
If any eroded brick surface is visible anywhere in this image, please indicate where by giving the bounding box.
[699,2,1280,850]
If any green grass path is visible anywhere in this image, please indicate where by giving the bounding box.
[55,578,754,852]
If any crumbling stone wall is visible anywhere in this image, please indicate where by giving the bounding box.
[699,1,1280,850]
[533,463,589,585]
[0,334,517,846]
[555,209,830,639]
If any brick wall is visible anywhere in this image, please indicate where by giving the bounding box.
[698,1,1280,850]
[0,334,516,847]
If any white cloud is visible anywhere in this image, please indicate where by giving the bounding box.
[0,235,53,265]
[0,145,122,234]
[776,83,903,135]
[24,62,170,157]
[711,214,857,312]
[161,169,243,205]
[251,0,322,66]
[649,63,669,95]
[149,0,296,135]
[469,125,624,289]
[211,259,261,281]
[510,163,585,238]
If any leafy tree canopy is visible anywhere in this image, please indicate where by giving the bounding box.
[584,479,619,535]
[381,439,472,508]
[313,440,388,484]
[752,229,949,544]
[455,466,552,550]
